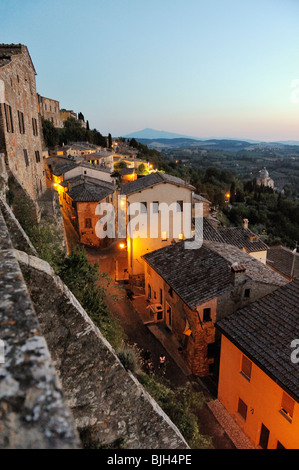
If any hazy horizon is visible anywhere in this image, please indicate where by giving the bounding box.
[1,0,299,141]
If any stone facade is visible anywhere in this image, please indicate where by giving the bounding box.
[0,44,46,202]
[37,94,63,128]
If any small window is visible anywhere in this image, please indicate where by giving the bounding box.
[85,218,92,228]
[32,118,38,136]
[161,231,167,241]
[4,104,14,133]
[18,110,25,134]
[140,202,147,213]
[241,354,252,381]
[244,288,251,298]
[152,201,159,213]
[23,149,29,167]
[280,392,295,422]
[203,308,212,322]
[177,200,183,212]
[237,397,247,421]
[35,151,41,163]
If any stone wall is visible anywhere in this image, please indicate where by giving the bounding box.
[0,44,46,201]
[17,250,188,449]
[0,209,80,448]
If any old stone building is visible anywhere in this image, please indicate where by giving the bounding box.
[0,44,46,201]
[143,240,287,377]
[37,94,63,128]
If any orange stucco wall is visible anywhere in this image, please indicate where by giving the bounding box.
[218,335,299,449]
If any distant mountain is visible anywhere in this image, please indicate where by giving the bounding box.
[122,128,299,150]
[123,128,201,140]
[132,137,255,151]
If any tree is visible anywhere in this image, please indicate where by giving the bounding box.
[108,133,112,148]
[137,163,149,175]
[42,118,59,148]
[229,182,236,204]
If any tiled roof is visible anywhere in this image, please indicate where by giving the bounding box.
[267,246,299,279]
[52,162,78,176]
[203,218,226,243]
[68,181,114,202]
[143,240,286,310]
[216,279,299,402]
[193,193,211,204]
[121,168,135,175]
[218,226,268,253]
[77,162,111,173]
[120,172,194,195]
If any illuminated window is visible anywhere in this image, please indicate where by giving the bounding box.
[237,397,247,421]
[280,392,295,422]
[162,231,167,241]
[241,355,252,381]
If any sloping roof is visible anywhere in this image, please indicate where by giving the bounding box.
[216,279,299,402]
[76,161,111,173]
[0,44,36,73]
[68,181,114,202]
[203,218,226,243]
[51,162,78,176]
[120,172,194,195]
[143,240,286,310]
[193,193,211,204]
[121,168,135,175]
[218,226,268,253]
[267,246,299,279]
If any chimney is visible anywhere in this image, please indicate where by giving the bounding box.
[243,219,249,229]
[231,263,247,286]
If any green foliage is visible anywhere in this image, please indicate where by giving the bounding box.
[117,343,143,374]
[138,373,213,449]
[42,116,107,149]
[42,118,60,148]
[114,160,127,170]
[58,246,125,349]
[137,163,149,175]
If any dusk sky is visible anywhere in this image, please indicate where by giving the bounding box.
[1,0,299,141]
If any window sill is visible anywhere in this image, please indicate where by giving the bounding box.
[279,409,292,424]
[240,371,251,382]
